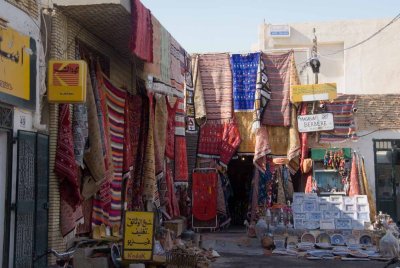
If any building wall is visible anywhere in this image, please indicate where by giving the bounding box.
[254,19,400,95]
[0,1,44,267]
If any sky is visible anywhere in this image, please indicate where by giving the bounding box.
[140,0,400,53]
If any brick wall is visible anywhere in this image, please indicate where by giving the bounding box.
[5,0,39,19]
[356,95,400,131]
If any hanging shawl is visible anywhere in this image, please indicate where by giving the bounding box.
[142,93,156,202]
[123,94,142,179]
[192,54,207,124]
[160,25,171,85]
[166,162,180,217]
[165,96,179,159]
[220,121,241,167]
[349,153,360,196]
[144,15,161,78]
[55,104,82,210]
[217,175,227,215]
[261,51,292,127]
[253,127,271,172]
[252,55,271,132]
[319,95,357,143]
[170,36,185,92]
[198,53,233,121]
[192,171,218,221]
[154,94,167,175]
[258,163,273,206]
[130,0,153,62]
[72,104,88,167]
[275,166,286,205]
[174,98,189,182]
[230,53,260,111]
[236,112,256,154]
[84,71,106,184]
[103,74,126,225]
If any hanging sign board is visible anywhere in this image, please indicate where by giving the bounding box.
[297,113,334,133]
[48,60,87,103]
[291,83,337,102]
[269,25,290,38]
[0,26,36,109]
[123,211,154,261]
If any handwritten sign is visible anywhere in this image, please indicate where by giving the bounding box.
[123,211,154,261]
[291,83,337,102]
[48,60,87,103]
[0,26,36,109]
[297,113,334,133]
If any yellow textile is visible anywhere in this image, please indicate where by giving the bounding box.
[266,126,289,156]
[236,112,256,153]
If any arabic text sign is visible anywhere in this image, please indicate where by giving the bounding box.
[297,113,334,133]
[0,27,31,100]
[48,60,87,103]
[291,83,337,102]
[123,211,154,261]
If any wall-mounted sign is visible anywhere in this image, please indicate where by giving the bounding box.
[269,25,290,38]
[123,211,154,261]
[291,83,337,102]
[0,26,36,109]
[297,113,334,133]
[48,60,87,103]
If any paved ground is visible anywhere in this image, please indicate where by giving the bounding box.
[211,253,388,268]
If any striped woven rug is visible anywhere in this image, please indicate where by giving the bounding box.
[102,74,126,225]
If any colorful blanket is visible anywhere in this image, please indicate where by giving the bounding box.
[165,97,179,159]
[130,0,153,62]
[103,74,126,225]
[253,126,271,172]
[231,53,260,111]
[192,171,218,221]
[174,99,189,182]
[199,53,233,121]
[170,36,185,92]
[72,104,88,167]
[319,95,357,143]
[160,25,171,85]
[261,52,292,127]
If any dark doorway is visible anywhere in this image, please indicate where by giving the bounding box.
[227,156,254,226]
[374,139,400,222]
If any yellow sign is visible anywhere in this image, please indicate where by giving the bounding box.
[123,211,154,261]
[48,60,87,103]
[0,26,35,109]
[291,83,337,102]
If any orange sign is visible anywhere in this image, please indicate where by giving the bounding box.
[48,60,87,103]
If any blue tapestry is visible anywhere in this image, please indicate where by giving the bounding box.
[230,53,260,111]
[258,162,273,206]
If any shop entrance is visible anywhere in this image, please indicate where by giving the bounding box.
[227,156,254,226]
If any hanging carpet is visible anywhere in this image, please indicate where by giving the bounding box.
[130,0,153,62]
[192,171,218,221]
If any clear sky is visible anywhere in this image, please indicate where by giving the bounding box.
[140,0,400,53]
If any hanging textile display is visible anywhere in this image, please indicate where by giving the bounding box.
[299,103,309,171]
[249,170,260,223]
[142,93,156,202]
[165,96,179,159]
[76,197,93,235]
[319,95,357,143]
[102,74,127,225]
[123,94,142,180]
[198,53,233,121]
[258,163,273,206]
[154,94,167,175]
[55,104,82,210]
[84,71,106,185]
[175,99,189,182]
[192,171,218,221]
[252,55,271,131]
[287,106,301,174]
[72,104,88,168]
[170,36,185,92]
[166,161,180,217]
[220,122,241,167]
[61,198,83,239]
[267,126,289,156]
[253,126,272,172]
[230,53,260,111]
[185,58,196,133]
[348,153,360,196]
[230,53,259,154]
[261,51,292,127]
[216,175,227,216]
[160,25,171,85]
[361,156,376,222]
[144,15,161,78]
[130,0,153,62]
[192,54,207,124]
[236,112,256,154]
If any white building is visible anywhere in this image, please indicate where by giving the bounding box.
[254,19,400,221]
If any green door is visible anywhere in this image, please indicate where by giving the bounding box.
[374,140,400,222]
